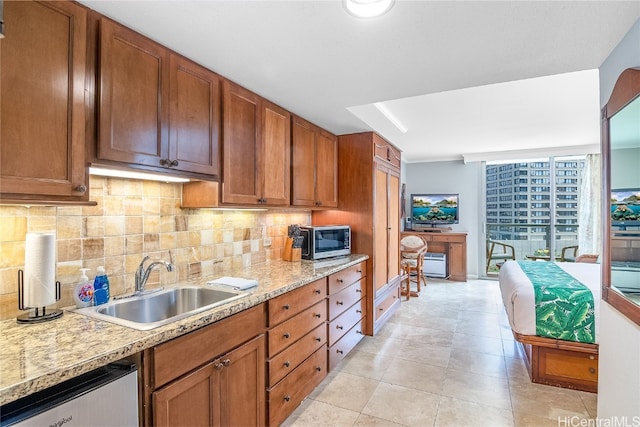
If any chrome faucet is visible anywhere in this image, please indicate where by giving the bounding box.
[135,256,175,295]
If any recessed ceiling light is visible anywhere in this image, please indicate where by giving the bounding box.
[343,0,395,19]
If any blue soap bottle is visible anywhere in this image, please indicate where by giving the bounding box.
[93,266,110,305]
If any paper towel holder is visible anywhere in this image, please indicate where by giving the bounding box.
[16,269,63,323]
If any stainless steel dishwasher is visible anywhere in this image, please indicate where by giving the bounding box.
[1,362,138,426]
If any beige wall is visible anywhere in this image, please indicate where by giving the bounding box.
[0,176,310,320]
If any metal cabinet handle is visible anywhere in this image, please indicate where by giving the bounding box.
[160,159,179,167]
[336,325,343,330]
[315,337,321,342]
[314,289,321,294]
[284,361,290,367]
[589,367,596,374]
[74,184,87,193]
[336,301,344,306]
[314,313,321,318]
[283,332,290,339]
[356,269,362,273]
[356,309,362,314]
[222,359,230,367]
[284,395,291,402]
[337,279,344,283]
[355,289,362,293]
[356,330,363,334]
[315,366,322,372]
[336,349,343,354]
[283,304,290,310]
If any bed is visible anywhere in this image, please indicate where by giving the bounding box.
[499,260,600,392]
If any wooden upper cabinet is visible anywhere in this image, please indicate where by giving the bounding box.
[169,55,220,176]
[221,80,290,206]
[291,115,337,208]
[315,129,338,207]
[98,17,169,167]
[98,18,220,177]
[0,1,90,203]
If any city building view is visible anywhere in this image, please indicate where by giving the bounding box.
[485,156,586,273]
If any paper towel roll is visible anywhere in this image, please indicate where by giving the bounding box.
[23,232,57,307]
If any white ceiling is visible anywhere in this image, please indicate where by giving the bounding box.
[79,0,640,163]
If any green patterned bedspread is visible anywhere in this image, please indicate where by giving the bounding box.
[517,261,595,344]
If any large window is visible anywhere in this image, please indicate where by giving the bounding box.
[485,156,586,272]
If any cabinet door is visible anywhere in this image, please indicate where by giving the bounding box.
[221,80,260,204]
[261,101,290,205]
[169,55,220,176]
[153,362,216,427]
[388,171,400,281]
[98,18,170,167]
[448,241,466,281]
[219,335,266,427]
[315,131,338,208]
[153,335,265,427]
[1,1,88,200]
[291,116,316,207]
[373,166,390,294]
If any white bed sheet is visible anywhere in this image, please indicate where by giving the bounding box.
[498,260,601,342]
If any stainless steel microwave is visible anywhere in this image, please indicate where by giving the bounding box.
[300,225,351,260]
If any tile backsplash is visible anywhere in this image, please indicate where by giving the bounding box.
[0,176,310,320]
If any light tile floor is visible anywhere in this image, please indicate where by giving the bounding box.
[282,278,597,427]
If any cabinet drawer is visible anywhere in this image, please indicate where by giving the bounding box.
[268,346,327,426]
[328,278,365,320]
[328,318,365,371]
[436,234,465,243]
[268,322,327,386]
[268,300,326,356]
[268,278,326,326]
[152,304,265,388]
[328,298,365,346]
[328,262,366,294]
[375,282,400,321]
[537,347,598,390]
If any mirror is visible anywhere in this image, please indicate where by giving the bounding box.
[602,68,640,326]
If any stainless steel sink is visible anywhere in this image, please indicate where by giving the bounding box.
[75,286,249,330]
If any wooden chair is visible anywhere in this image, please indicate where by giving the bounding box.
[486,240,515,271]
[400,234,428,297]
[560,245,579,262]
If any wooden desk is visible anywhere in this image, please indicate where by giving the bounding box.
[401,231,467,282]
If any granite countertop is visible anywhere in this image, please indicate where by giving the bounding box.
[0,255,368,406]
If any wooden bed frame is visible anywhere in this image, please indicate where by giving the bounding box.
[513,331,598,393]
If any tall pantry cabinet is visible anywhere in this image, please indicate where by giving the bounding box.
[313,132,401,335]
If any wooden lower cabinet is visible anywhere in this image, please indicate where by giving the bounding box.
[374,280,400,327]
[144,305,266,426]
[266,279,328,425]
[402,231,467,282]
[153,335,265,427]
[268,347,327,426]
[326,262,367,371]
[329,318,365,371]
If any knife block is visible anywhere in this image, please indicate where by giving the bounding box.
[283,237,301,262]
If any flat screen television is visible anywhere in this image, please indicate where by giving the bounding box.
[411,193,459,227]
[611,188,640,226]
